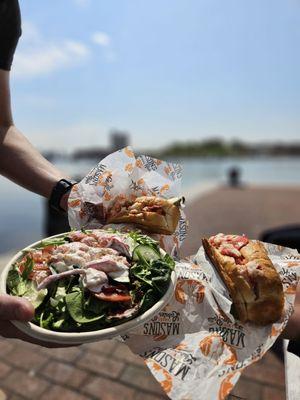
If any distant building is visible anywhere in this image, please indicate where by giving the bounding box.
[71,129,130,160]
[110,130,130,151]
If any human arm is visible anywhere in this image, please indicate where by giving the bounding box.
[0,1,71,343]
[0,70,70,201]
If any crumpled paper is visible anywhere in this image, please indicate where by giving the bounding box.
[68,147,187,257]
[122,243,300,400]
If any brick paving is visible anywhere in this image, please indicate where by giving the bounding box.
[1,185,299,400]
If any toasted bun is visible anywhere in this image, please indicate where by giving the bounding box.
[202,237,284,325]
[107,196,181,235]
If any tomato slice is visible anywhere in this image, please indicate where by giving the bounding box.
[28,263,50,281]
[94,284,132,302]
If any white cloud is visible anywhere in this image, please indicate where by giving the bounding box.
[64,40,89,57]
[13,21,90,78]
[25,121,110,153]
[91,31,116,62]
[14,42,90,78]
[91,32,111,47]
[21,21,41,43]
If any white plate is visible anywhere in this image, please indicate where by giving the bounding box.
[0,232,176,344]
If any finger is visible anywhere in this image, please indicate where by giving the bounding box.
[0,295,34,321]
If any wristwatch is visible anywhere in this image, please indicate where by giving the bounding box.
[49,179,76,213]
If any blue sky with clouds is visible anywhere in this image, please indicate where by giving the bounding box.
[10,0,300,151]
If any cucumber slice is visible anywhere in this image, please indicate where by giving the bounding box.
[132,245,161,262]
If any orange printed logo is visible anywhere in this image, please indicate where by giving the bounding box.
[125,163,134,172]
[103,192,112,201]
[175,343,187,351]
[135,159,143,168]
[160,184,170,194]
[164,166,171,175]
[271,325,283,338]
[155,159,163,166]
[223,346,237,365]
[153,334,168,341]
[218,373,236,400]
[199,333,236,366]
[69,199,81,208]
[285,283,297,294]
[151,362,173,394]
[137,178,145,185]
[96,175,104,186]
[161,371,173,394]
[287,261,300,268]
[199,333,223,358]
[124,147,134,158]
[175,279,205,304]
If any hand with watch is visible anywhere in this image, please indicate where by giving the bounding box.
[49,179,76,213]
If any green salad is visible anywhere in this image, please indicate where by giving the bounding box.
[6,229,175,332]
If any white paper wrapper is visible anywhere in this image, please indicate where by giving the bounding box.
[67,148,299,399]
[122,243,300,400]
[68,147,186,256]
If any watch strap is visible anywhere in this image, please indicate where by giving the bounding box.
[49,179,75,213]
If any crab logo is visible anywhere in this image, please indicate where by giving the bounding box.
[150,361,173,394]
[199,333,237,366]
[175,279,205,304]
[218,373,237,400]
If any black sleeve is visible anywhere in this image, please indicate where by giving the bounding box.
[0,0,21,71]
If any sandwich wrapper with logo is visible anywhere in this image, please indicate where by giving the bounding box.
[68,147,187,257]
[122,246,300,400]
[67,148,300,400]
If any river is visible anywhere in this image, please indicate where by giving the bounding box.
[0,156,299,253]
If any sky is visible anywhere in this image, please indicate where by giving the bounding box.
[10,0,300,151]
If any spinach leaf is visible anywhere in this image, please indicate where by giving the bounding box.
[6,267,21,293]
[66,290,105,324]
[40,310,54,329]
[130,263,152,286]
[152,275,170,294]
[139,289,158,313]
[50,282,67,308]
[163,253,176,269]
[129,231,158,247]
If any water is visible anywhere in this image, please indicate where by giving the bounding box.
[0,156,299,254]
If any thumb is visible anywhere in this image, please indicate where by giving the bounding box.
[0,295,34,321]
